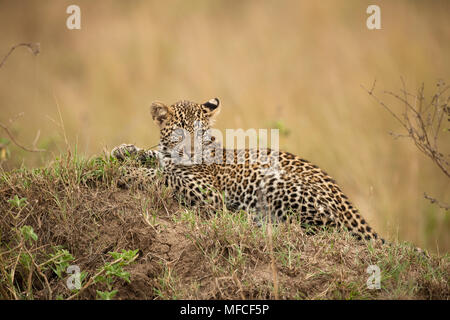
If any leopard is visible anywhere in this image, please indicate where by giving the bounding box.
[111,98,384,244]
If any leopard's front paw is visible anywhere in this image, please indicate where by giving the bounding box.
[111,144,141,161]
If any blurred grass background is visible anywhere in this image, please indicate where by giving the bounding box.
[0,0,449,252]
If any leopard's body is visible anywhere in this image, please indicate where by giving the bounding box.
[112,99,383,243]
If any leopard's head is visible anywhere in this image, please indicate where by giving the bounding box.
[150,98,220,155]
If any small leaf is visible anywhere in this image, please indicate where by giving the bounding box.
[96,290,118,300]
[19,225,38,244]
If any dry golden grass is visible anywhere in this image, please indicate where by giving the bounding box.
[0,1,449,253]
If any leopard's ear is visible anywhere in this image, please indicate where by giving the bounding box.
[150,102,173,127]
[202,98,220,119]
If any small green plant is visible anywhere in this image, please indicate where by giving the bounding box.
[180,209,197,228]
[96,289,118,300]
[1,225,40,299]
[93,249,139,300]
[19,225,37,244]
[46,246,75,279]
[87,156,110,180]
[277,243,302,269]
[268,120,291,137]
[8,195,28,209]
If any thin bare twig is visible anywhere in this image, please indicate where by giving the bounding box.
[363,79,449,178]
[363,79,450,210]
[0,43,40,69]
[424,193,449,211]
[0,43,44,153]
[9,240,22,300]
[0,121,45,152]
[23,246,53,300]
[361,81,409,132]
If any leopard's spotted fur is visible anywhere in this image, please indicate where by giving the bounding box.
[112,99,384,243]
